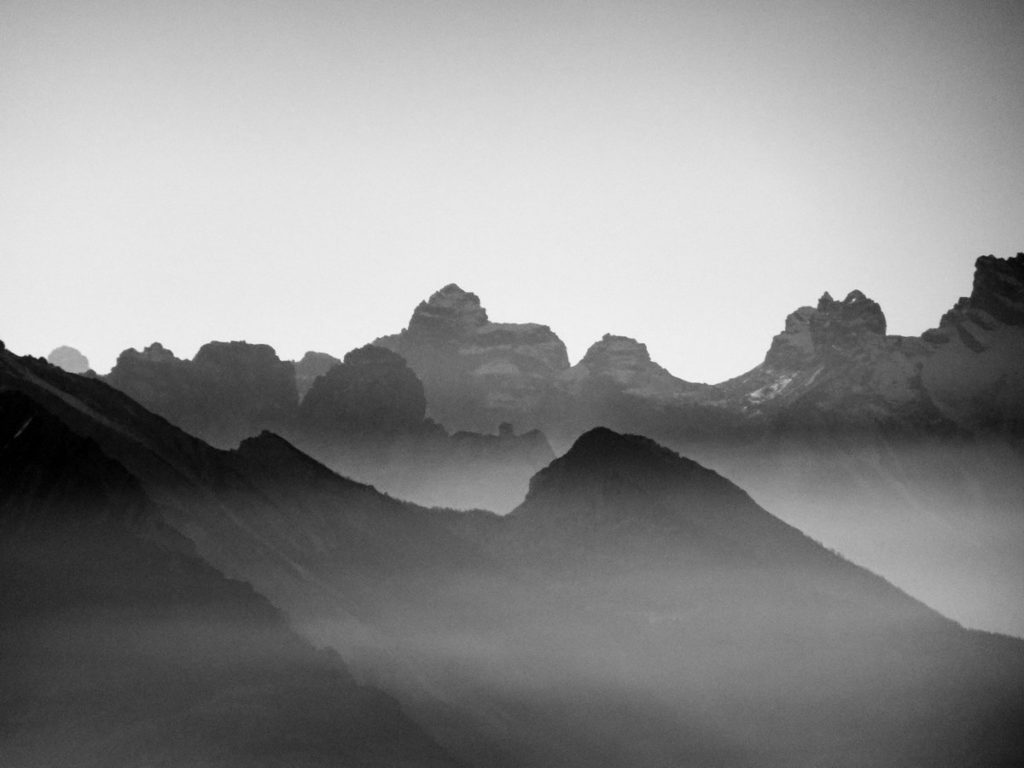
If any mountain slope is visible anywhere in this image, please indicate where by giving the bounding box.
[0,389,459,768]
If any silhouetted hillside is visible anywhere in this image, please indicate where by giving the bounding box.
[0,390,459,768]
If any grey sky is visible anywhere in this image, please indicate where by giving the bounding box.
[2,0,1022,382]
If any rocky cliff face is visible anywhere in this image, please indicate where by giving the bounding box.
[715,287,947,435]
[919,253,1024,434]
[375,283,569,433]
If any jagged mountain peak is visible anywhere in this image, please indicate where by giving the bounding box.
[766,287,886,368]
[407,283,489,337]
[813,288,886,334]
[375,285,569,432]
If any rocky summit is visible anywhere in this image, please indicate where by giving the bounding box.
[375,283,570,433]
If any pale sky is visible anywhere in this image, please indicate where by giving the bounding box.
[2,0,1022,383]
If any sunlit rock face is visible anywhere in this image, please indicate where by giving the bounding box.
[46,345,90,373]
[293,350,341,400]
[106,340,298,448]
[375,283,570,433]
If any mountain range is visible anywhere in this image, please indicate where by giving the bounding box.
[51,254,1024,634]
[365,253,1024,635]
[2,330,1023,766]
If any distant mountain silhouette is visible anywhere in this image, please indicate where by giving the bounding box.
[46,344,90,373]
[3,348,1022,767]
[378,255,1023,440]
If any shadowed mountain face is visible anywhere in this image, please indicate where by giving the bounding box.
[375,255,1024,634]
[0,390,459,768]
[2,350,1022,767]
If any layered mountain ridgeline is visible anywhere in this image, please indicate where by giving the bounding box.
[375,254,1024,442]
[0,390,459,768]
[2,354,1021,767]
[292,345,553,511]
[376,255,1024,635]
[103,340,552,512]
[106,340,299,447]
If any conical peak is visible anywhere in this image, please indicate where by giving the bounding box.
[407,284,489,337]
[527,427,703,491]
